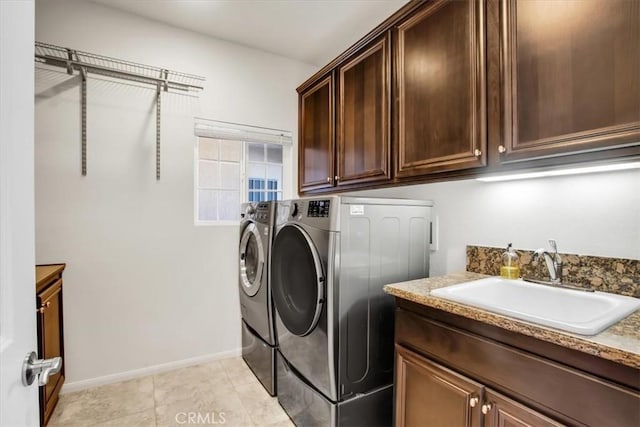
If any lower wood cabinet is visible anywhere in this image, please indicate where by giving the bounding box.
[394,300,640,427]
[482,389,562,427]
[395,345,483,427]
[36,264,66,426]
[395,345,560,427]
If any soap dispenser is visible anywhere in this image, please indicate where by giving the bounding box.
[500,243,520,279]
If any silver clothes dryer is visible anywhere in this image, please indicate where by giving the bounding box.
[239,201,277,396]
[271,196,433,426]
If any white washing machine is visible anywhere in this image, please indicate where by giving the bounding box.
[271,196,433,425]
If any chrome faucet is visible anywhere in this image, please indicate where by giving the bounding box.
[533,239,563,284]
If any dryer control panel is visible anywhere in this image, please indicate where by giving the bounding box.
[255,202,269,221]
[307,200,330,218]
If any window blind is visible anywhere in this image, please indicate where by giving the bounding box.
[194,118,293,145]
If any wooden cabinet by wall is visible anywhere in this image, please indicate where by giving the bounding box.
[36,264,66,426]
[395,345,482,427]
[298,74,334,192]
[336,34,391,186]
[493,0,640,163]
[394,0,486,178]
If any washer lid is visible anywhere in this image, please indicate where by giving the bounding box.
[271,224,325,337]
[239,222,264,297]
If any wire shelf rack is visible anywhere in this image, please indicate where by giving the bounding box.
[35,41,205,179]
[35,42,205,91]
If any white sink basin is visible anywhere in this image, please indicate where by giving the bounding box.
[430,277,640,336]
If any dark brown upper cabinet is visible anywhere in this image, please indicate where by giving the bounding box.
[336,33,391,187]
[298,74,334,192]
[495,0,640,163]
[394,0,487,178]
[296,0,640,194]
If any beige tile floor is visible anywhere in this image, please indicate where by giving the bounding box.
[49,357,294,427]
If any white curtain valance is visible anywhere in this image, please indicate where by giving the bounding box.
[194,118,292,145]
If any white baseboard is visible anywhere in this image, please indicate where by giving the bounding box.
[60,348,242,394]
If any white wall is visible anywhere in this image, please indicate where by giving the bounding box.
[35,0,316,387]
[353,169,640,276]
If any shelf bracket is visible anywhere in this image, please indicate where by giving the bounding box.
[76,50,88,177]
[154,69,170,180]
[156,81,161,180]
[162,68,169,92]
[81,73,87,176]
[65,49,74,75]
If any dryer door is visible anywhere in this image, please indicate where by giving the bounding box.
[239,222,264,297]
[271,224,325,337]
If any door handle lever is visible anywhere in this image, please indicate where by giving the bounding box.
[22,351,62,386]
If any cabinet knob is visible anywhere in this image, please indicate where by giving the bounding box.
[474,149,482,157]
[498,145,506,154]
[326,177,331,183]
[37,301,51,314]
[469,396,479,408]
[481,403,493,414]
[334,175,339,182]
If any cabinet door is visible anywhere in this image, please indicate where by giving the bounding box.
[483,389,563,427]
[299,75,334,192]
[497,0,640,162]
[37,279,65,425]
[395,0,486,178]
[336,33,391,187]
[395,345,482,427]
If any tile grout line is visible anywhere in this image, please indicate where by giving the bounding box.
[230,357,290,426]
[90,407,156,427]
[96,376,159,426]
[223,357,263,426]
[152,374,159,427]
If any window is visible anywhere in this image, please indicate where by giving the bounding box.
[247,143,283,202]
[194,120,292,224]
[196,138,242,222]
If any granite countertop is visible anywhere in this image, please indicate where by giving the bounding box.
[384,271,640,369]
